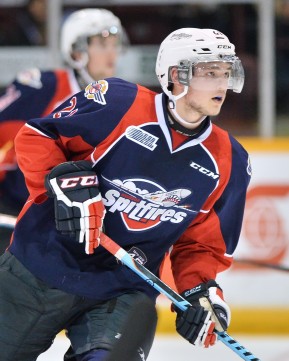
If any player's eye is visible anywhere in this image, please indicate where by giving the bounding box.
[205,71,216,78]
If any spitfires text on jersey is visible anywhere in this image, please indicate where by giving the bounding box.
[102,177,194,231]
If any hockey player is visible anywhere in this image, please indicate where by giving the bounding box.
[0,28,251,361]
[0,8,125,254]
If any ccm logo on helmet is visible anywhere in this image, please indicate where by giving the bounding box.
[60,175,98,188]
[217,45,232,49]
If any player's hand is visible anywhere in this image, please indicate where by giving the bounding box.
[174,280,231,347]
[175,301,216,347]
[45,160,106,254]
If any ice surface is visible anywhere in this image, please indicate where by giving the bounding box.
[37,334,289,361]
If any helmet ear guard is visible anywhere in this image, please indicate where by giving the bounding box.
[71,35,89,54]
[177,60,192,86]
[168,62,191,87]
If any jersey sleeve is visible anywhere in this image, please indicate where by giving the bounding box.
[170,136,251,293]
[0,120,24,181]
[0,69,58,122]
[0,69,58,181]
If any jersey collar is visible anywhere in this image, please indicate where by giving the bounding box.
[154,93,213,153]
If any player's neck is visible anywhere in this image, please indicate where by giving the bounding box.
[167,106,207,137]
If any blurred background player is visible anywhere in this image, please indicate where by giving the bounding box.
[0,8,126,254]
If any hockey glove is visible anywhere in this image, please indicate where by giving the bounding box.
[175,280,231,347]
[175,300,216,347]
[45,160,106,255]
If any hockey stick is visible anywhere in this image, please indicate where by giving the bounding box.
[235,258,289,273]
[99,233,261,361]
[0,213,16,229]
[2,209,286,277]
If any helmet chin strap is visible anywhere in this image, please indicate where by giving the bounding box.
[169,106,206,128]
[173,86,188,101]
[71,53,95,88]
[77,67,95,88]
[167,87,206,128]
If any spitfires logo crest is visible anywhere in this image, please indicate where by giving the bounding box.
[84,80,108,105]
[102,177,194,231]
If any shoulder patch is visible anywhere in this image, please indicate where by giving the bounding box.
[84,80,108,105]
[16,68,42,89]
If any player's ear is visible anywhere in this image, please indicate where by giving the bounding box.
[71,51,89,68]
[170,67,180,84]
[170,67,185,96]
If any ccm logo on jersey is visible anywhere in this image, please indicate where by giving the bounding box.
[59,175,99,189]
[190,161,219,180]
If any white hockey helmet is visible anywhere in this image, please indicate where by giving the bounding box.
[156,28,244,100]
[61,8,123,69]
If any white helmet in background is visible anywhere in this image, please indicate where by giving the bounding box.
[61,8,123,70]
[155,28,244,102]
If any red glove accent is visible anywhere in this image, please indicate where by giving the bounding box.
[46,160,106,255]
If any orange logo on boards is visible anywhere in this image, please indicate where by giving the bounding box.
[235,185,289,269]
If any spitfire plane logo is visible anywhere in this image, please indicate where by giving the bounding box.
[84,80,108,105]
[102,177,193,231]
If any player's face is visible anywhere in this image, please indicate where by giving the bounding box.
[175,62,231,128]
[86,34,120,80]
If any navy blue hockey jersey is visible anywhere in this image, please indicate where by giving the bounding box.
[12,78,251,300]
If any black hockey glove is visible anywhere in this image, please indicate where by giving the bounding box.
[45,160,106,255]
[174,280,231,347]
